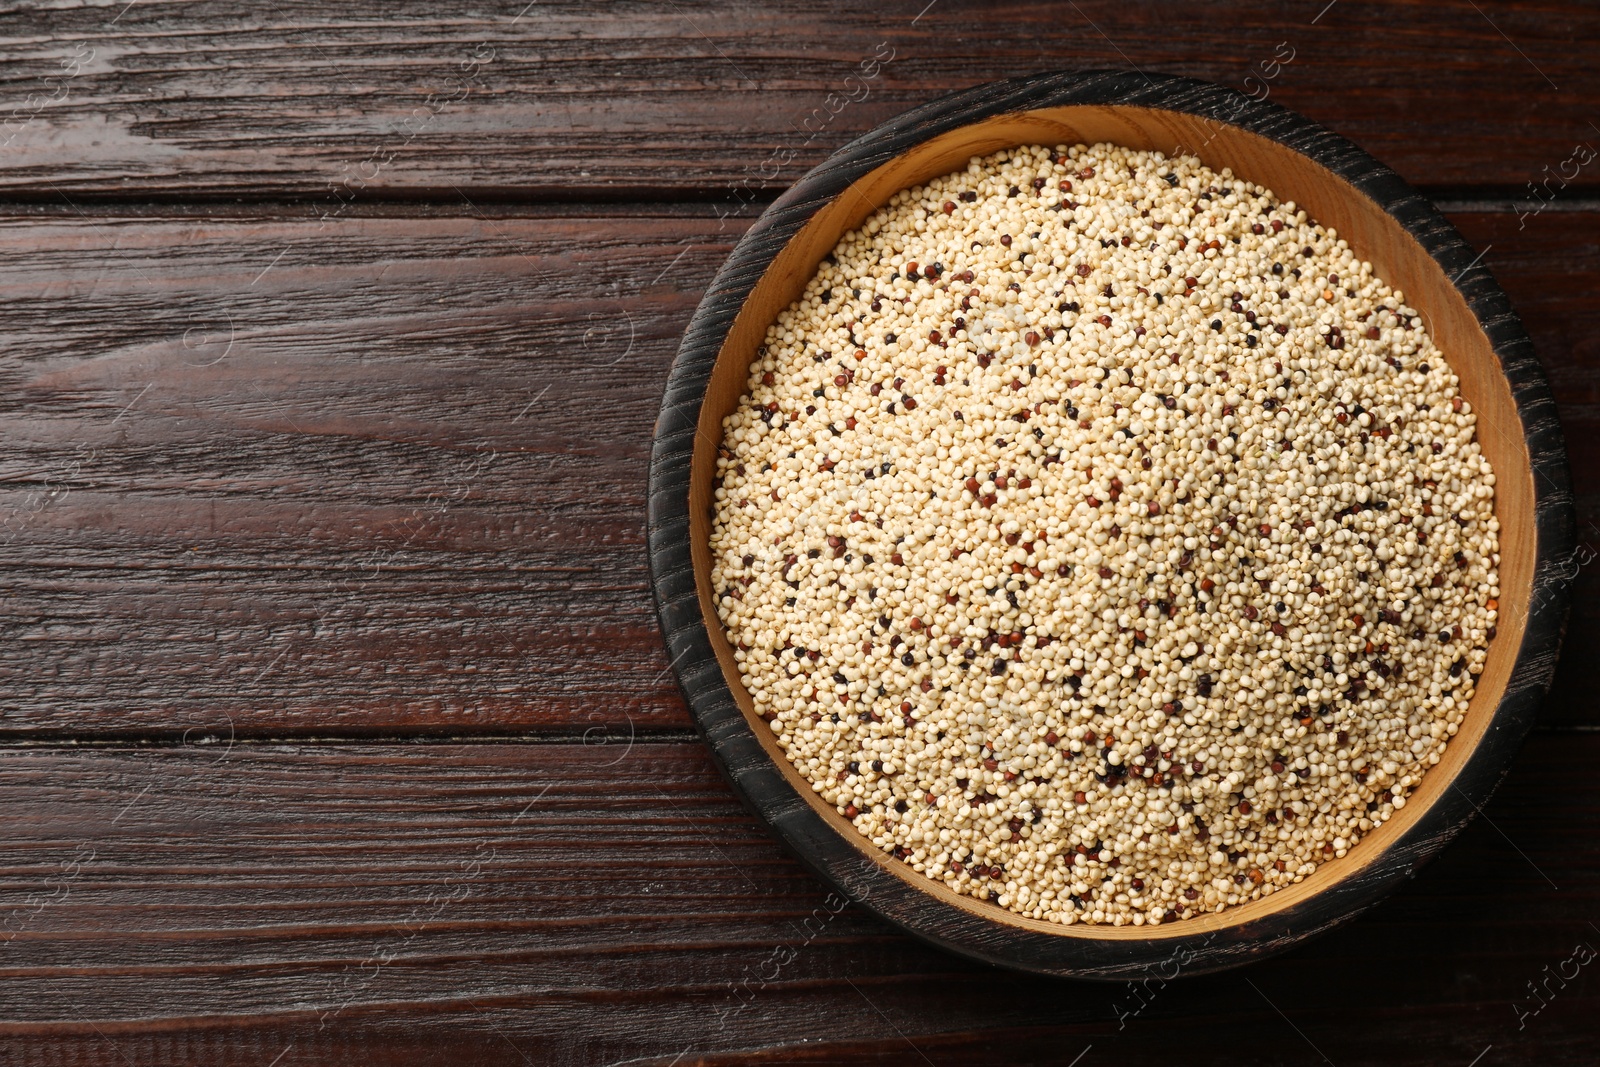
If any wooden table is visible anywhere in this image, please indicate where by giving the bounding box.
[0,3,1595,1063]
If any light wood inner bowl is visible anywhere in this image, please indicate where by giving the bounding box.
[688,105,1531,939]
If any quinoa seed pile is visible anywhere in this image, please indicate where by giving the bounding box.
[709,143,1499,927]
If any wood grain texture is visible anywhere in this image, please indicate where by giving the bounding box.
[0,0,1595,199]
[0,212,731,736]
[0,207,1595,737]
[0,736,1593,1065]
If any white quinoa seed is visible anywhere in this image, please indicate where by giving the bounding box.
[709,143,1499,928]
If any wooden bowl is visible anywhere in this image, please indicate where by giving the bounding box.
[647,71,1573,978]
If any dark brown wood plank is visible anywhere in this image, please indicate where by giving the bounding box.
[0,736,1593,1065]
[0,212,731,736]
[0,207,1595,736]
[0,0,1595,199]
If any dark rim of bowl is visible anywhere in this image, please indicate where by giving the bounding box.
[646,69,1574,979]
